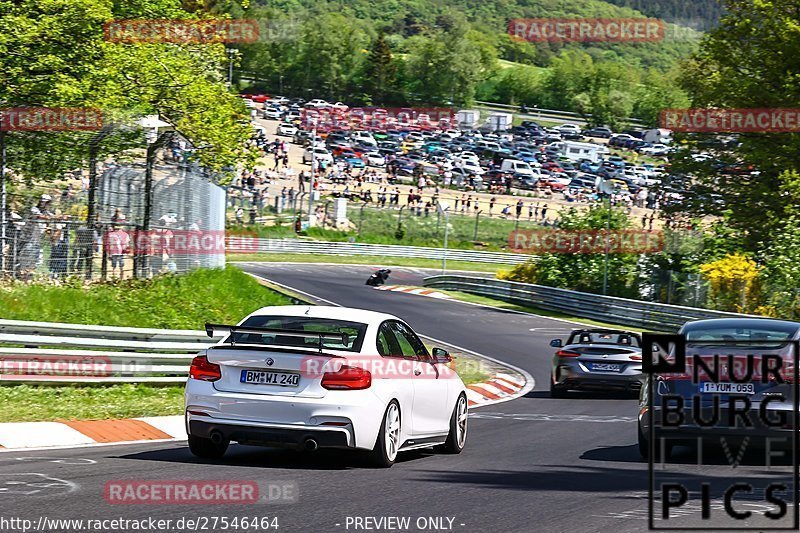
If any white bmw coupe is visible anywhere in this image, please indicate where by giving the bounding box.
[185,306,468,467]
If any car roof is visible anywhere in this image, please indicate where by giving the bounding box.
[681,318,800,335]
[243,305,398,328]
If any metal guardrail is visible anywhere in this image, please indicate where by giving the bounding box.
[251,239,530,265]
[423,275,761,331]
[0,320,221,384]
[474,100,646,128]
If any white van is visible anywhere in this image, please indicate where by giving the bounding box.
[501,158,535,177]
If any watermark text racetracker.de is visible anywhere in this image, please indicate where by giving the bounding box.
[104,479,297,505]
[107,229,259,255]
[300,107,457,132]
[0,516,281,532]
[0,107,103,132]
[660,108,800,133]
[299,354,488,380]
[508,229,664,254]
[0,355,112,380]
[508,18,664,43]
[104,19,259,44]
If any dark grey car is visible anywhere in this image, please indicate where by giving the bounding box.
[549,329,643,398]
[637,318,800,461]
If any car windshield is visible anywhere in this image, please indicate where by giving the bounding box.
[228,315,368,352]
[569,331,641,347]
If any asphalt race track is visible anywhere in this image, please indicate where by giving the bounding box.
[1,263,793,532]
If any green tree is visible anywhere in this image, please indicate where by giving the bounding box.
[404,15,495,106]
[500,205,642,298]
[672,0,800,249]
[0,0,255,182]
[363,33,397,105]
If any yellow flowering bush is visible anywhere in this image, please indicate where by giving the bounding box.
[699,253,762,313]
[497,260,538,284]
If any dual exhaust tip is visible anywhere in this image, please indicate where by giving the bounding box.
[208,430,318,451]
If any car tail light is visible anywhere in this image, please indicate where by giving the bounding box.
[321,365,371,390]
[629,354,642,361]
[556,350,581,358]
[190,355,221,382]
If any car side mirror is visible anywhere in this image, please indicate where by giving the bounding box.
[432,347,452,364]
[550,339,563,348]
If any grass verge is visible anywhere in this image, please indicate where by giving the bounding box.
[0,384,185,422]
[230,253,506,273]
[0,266,494,422]
[2,360,488,422]
[0,266,292,329]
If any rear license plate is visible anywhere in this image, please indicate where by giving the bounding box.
[240,369,300,387]
[700,382,755,394]
[589,363,623,372]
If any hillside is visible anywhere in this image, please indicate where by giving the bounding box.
[603,0,723,31]
[242,0,701,71]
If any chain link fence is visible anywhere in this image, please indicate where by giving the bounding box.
[3,138,226,280]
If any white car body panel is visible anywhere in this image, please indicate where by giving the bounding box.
[185,306,466,452]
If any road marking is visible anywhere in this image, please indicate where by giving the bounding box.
[246,273,339,306]
[14,457,96,465]
[373,285,451,299]
[0,473,78,495]
[470,412,636,423]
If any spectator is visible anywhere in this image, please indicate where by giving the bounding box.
[19,194,54,276]
[49,228,69,279]
[105,225,130,279]
[515,199,523,219]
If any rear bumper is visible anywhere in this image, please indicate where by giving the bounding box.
[554,362,643,391]
[189,418,351,449]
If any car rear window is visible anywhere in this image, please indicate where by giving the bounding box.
[569,332,641,347]
[229,315,368,352]
[686,327,796,347]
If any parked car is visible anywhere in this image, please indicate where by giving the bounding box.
[335,155,366,168]
[556,124,583,140]
[261,106,283,120]
[188,306,468,467]
[362,151,385,167]
[305,99,330,109]
[609,134,636,147]
[640,144,672,156]
[302,147,333,166]
[550,329,644,398]
[277,122,298,137]
[583,127,613,138]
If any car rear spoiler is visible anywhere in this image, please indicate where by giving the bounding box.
[205,323,349,353]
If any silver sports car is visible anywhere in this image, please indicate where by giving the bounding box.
[549,329,643,397]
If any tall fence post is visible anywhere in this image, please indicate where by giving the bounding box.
[358,202,368,236]
[474,210,482,241]
[397,206,405,237]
